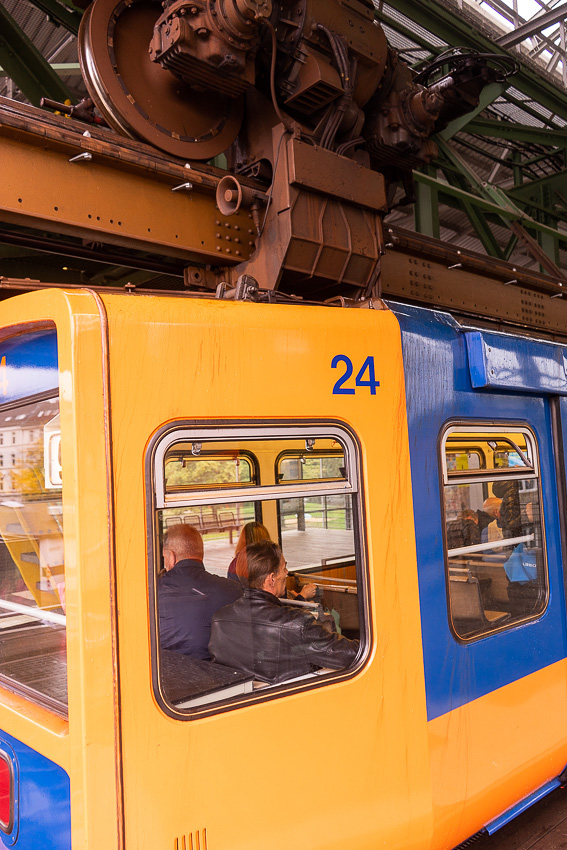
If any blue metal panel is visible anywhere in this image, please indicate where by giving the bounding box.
[0,728,70,850]
[387,301,567,721]
[465,330,567,394]
[0,330,58,404]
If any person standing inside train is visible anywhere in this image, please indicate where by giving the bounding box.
[159,524,242,660]
[209,541,358,683]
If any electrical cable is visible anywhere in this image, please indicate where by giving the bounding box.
[262,19,295,133]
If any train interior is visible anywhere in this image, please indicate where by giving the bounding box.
[442,427,546,640]
[154,432,362,710]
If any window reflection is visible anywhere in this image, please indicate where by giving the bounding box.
[0,396,66,712]
[164,451,255,493]
[443,428,546,641]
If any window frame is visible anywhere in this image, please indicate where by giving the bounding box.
[163,448,259,493]
[275,449,346,485]
[442,425,538,485]
[146,419,368,720]
[445,446,486,473]
[440,420,549,644]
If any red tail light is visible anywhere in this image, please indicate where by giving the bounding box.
[0,752,13,833]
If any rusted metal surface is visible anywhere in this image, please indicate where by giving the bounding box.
[5,100,567,324]
[508,221,567,282]
[76,0,513,232]
[381,226,567,339]
[0,96,238,188]
[219,128,386,297]
[149,0,265,97]
[287,137,387,210]
[0,97,258,265]
[79,0,244,160]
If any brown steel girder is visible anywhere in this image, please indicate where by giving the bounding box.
[380,226,567,339]
[0,97,260,267]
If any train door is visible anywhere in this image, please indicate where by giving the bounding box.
[0,289,125,850]
[105,294,435,850]
[391,302,567,849]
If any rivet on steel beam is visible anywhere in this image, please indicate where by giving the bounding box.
[69,152,92,163]
[172,182,193,192]
[503,279,517,286]
[448,263,462,270]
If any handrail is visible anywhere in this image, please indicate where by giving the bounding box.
[0,599,65,626]
[448,533,534,558]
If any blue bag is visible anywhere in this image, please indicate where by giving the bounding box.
[503,543,537,583]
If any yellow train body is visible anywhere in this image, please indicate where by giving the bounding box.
[0,288,563,849]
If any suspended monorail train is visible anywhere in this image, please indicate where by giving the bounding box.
[0,0,566,847]
[0,287,564,850]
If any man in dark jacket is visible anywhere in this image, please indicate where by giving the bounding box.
[209,541,359,683]
[158,524,242,660]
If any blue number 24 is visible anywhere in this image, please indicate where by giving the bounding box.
[331,355,380,395]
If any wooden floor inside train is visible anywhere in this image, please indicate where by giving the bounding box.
[462,785,567,849]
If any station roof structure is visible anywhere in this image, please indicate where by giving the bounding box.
[1,0,567,287]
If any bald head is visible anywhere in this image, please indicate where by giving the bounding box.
[163,524,204,570]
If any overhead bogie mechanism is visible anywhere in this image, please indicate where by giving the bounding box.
[75,0,515,300]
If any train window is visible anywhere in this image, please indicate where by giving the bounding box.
[445,449,484,472]
[441,425,547,641]
[160,499,258,549]
[150,425,364,716]
[164,450,256,493]
[277,446,346,483]
[0,396,65,712]
[445,434,534,478]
